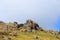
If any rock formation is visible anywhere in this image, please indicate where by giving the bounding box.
[24,19,40,32]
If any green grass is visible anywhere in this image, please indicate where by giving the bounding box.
[7,30,59,40]
[0,30,60,40]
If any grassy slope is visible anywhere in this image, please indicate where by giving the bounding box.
[7,30,59,40]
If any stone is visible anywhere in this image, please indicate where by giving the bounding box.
[34,35,39,40]
[2,35,9,40]
[20,29,27,32]
[9,32,17,36]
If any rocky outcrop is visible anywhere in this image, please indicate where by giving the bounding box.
[24,19,41,32]
[0,20,44,32]
[6,22,18,32]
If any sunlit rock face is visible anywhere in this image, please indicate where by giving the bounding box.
[24,19,40,32]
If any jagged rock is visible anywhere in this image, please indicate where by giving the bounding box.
[24,19,40,32]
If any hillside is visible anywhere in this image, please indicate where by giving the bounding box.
[0,19,60,40]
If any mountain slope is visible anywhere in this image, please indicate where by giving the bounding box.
[0,20,60,40]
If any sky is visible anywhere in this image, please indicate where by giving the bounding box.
[0,0,60,31]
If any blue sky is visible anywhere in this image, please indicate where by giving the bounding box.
[0,0,60,30]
